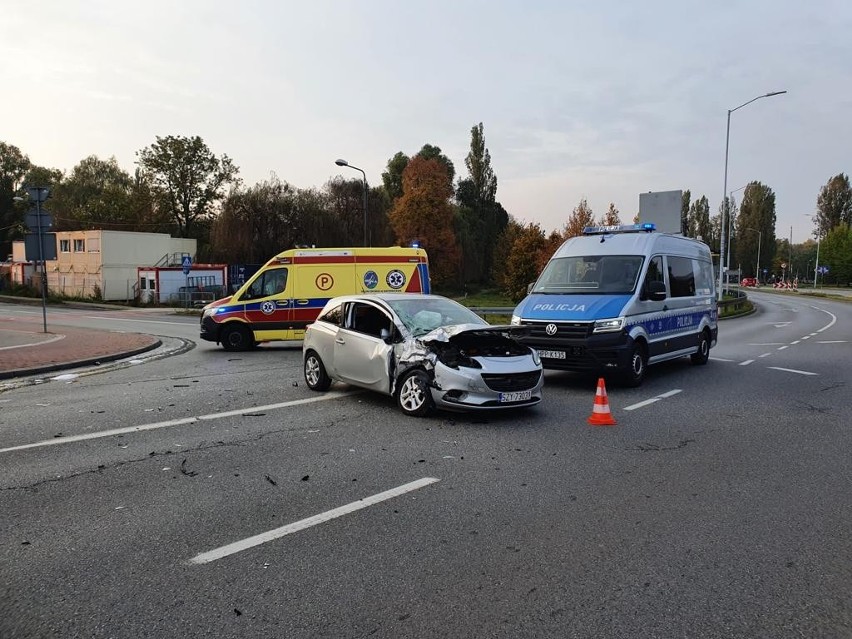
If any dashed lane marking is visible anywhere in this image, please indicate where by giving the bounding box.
[624,389,682,411]
[767,367,818,376]
[188,477,441,565]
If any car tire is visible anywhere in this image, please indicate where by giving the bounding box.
[691,329,711,365]
[221,324,254,351]
[304,350,332,391]
[396,369,434,417]
[622,341,647,387]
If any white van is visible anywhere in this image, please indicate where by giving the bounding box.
[510,223,718,386]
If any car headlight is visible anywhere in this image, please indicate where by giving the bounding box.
[510,315,521,325]
[593,317,625,333]
[531,348,541,366]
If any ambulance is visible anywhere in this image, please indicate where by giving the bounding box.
[200,246,430,350]
[511,223,717,386]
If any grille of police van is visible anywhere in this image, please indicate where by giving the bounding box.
[481,370,542,392]
[522,320,592,340]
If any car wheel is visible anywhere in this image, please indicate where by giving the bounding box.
[304,350,332,391]
[396,370,434,417]
[690,329,711,365]
[622,341,647,387]
[221,324,254,351]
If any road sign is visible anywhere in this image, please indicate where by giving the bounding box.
[25,211,53,231]
[182,255,192,275]
[24,233,57,261]
[817,266,829,274]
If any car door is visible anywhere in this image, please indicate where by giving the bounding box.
[333,301,394,393]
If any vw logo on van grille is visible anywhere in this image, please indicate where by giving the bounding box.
[545,323,558,336]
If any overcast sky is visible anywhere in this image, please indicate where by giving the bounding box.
[3,0,850,243]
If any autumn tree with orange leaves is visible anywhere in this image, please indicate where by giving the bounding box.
[388,156,461,288]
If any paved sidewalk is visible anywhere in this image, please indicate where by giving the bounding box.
[0,317,161,379]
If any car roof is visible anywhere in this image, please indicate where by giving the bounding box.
[327,293,449,305]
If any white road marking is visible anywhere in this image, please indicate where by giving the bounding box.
[711,357,735,362]
[188,477,440,565]
[624,389,682,411]
[759,353,772,358]
[790,340,801,345]
[772,322,791,328]
[818,340,847,344]
[767,367,818,376]
[778,345,789,350]
[0,392,357,454]
[0,333,65,351]
[739,360,754,366]
[750,343,785,346]
[85,316,190,326]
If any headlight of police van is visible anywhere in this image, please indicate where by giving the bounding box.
[592,317,625,333]
[510,315,521,325]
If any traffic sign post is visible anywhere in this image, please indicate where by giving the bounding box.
[22,186,51,333]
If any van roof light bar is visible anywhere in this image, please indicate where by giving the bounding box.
[582,223,656,235]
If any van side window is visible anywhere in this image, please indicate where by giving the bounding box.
[245,268,288,299]
[668,256,696,298]
[642,256,665,298]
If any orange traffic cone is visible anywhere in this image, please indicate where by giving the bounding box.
[588,377,617,426]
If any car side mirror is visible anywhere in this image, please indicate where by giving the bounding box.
[527,281,535,294]
[380,328,392,343]
[647,280,667,301]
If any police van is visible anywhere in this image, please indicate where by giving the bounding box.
[510,223,717,386]
[201,246,430,350]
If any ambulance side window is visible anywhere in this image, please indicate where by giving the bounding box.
[245,268,288,299]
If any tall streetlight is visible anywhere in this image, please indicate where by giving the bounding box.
[719,90,787,301]
[741,227,761,283]
[725,184,749,291]
[335,158,368,247]
[805,213,820,289]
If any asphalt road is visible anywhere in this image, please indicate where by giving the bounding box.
[1,294,850,638]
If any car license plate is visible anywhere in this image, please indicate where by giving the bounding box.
[537,349,566,359]
[500,390,533,402]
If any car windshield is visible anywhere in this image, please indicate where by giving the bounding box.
[531,255,644,295]
[386,297,487,337]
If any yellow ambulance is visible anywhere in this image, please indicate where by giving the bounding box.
[200,246,431,350]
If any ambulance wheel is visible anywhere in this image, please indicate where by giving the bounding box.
[221,324,254,351]
[304,350,331,391]
[622,341,647,387]
[397,369,433,417]
[691,329,711,365]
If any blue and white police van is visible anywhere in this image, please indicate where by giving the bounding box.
[510,223,718,386]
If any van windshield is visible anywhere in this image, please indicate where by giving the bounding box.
[532,256,644,295]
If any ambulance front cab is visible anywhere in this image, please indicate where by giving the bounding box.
[510,223,717,387]
[201,246,430,350]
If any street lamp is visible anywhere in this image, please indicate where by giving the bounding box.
[725,184,748,290]
[805,213,820,289]
[719,90,787,301]
[742,227,761,283]
[335,158,368,247]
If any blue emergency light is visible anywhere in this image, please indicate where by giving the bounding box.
[582,223,656,235]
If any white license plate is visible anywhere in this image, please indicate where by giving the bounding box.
[500,390,533,403]
[537,349,566,359]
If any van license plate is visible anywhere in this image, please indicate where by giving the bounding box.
[500,390,533,403]
[538,350,566,359]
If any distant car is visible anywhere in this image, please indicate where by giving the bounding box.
[740,277,758,287]
[303,293,544,417]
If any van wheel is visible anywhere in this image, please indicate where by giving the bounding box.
[304,350,331,391]
[221,324,254,351]
[691,329,711,365]
[397,370,434,417]
[622,341,647,387]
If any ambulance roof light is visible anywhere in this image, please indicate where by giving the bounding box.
[582,223,656,235]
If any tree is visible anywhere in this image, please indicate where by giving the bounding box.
[491,217,524,294]
[819,223,852,285]
[136,135,239,239]
[0,142,32,258]
[502,223,547,302]
[599,203,621,226]
[388,156,460,288]
[381,151,409,203]
[49,156,135,231]
[463,123,497,204]
[563,198,594,238]
[815,173,852,236]
[415,144,455,189]
[688,196,711,246]
[736,182,776,277]
[681,190,691,235]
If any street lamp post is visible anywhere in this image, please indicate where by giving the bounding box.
[725,184,748,290]
[805,213,820,289]
[335,159,368,247]
[718,90,787,301]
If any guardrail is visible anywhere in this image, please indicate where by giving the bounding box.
[718,289,749,315]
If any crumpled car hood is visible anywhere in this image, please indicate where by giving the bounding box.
[419,323,530,343]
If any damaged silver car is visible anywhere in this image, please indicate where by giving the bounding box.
[303,293,544,417]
